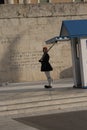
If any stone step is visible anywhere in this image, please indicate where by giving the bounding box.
[0,92,87,105]
[0,92,87,116]
[0,99,87,116]
[0,92,87,107]
[0,95,87,111]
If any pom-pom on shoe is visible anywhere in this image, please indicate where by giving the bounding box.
[44,85,52,88]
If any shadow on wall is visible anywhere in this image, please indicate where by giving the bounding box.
[0,35,20,83]
[60,67,73,79]
[0,30,26,83]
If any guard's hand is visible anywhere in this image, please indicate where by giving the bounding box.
[39,59,43,62]
[39,59,41,62]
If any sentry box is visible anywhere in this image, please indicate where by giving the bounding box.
[46,19,87,88]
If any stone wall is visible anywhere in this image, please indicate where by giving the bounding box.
[0,3,87,83]
[4,0,86,4]
[51,0,72,3]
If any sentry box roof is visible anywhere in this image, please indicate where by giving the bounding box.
[46,19,87,44]
[60,19,87,38]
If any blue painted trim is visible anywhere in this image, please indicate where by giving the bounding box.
[60,19,87,38]
[73,85,87,89]
[82,86,87,89]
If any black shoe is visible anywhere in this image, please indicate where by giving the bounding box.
[44,85,52,88]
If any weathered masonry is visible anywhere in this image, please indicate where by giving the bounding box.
[0,0,86,4]
[0,3,87,83]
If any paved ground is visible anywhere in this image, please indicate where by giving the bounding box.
[0,78,87,130]
[0,78,74,101]
[14,110,87,130]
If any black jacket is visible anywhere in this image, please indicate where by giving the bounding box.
[39,53,53,72]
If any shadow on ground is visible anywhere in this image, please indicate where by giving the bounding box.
[14,110,87,130]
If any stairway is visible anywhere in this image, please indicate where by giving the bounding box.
[0,84,87,116]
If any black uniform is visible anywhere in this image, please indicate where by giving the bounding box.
[39,53,53,72]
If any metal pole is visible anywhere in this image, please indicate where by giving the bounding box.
[47,41,57,52]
